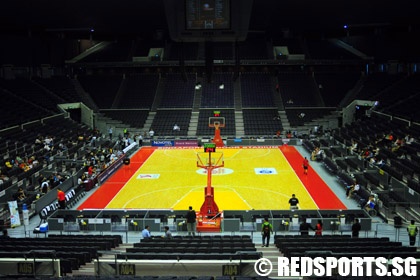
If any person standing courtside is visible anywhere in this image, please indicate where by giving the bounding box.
[407,220,418,246]
[315,220,323,236]
[352,218,362,238]
[299,218,314,235]
[186,206,197,236]
[288,194,299,210]
[57,188,66,209]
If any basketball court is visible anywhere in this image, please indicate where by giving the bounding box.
[78,146,346,211]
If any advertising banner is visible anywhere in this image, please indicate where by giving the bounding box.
[151,140,174,147]
[8,200,21,228]
[174,140,198,147]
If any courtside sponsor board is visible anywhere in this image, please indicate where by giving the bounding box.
[254,257,417,277]
[151,140,174,147]
[255,168,278,174]
[137,174,160,179]
[174,140,198,147]
[97,154,126,184]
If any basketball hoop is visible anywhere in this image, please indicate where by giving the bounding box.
[213,121,220,130]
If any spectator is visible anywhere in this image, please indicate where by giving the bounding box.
[137,134,143,146]
[404,134,414,145]
[346,181,360,199]
[142,225,151,239]
[315,220,323,236]
[173,124,180,131]
[407,220,418,246]
[87,165,95,177]
[15,187,26,202]
[185,206,197,236]
[261,217,273,247]
[352,218,361,238]
[364,195,376,212]
[349,139,358,154]
[57,188,66,209]
[299,219,314,236]
[149,128,155,138]
[163,226,172,239]
[41,179,49,194]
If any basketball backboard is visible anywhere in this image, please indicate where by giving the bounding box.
[209,117,225,128]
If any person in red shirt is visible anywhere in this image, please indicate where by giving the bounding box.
[57,188,66,209]
[87,165,94,176]
[315,220,323,236]
[302,157,309,175]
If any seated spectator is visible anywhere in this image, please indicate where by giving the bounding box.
[110,153,118,162]
[346,181,360,199]
[348,139,358,154]
[41,179,50,194]
[173,124,180,131]
[311,147,324,161]
[392,137,403,152]
[374,157,385,168]
[364,195,376,212]
[35,136,43,145]
[87,165,95,177]
[19,161,31,172]
[163,226,173,239]
[142,225,152,239]
[0,171,9,183]
[5,160,13,169]
[404,134,414,145]
[15,187,27,202]
[384,132,394,141]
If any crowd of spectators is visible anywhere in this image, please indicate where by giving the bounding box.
[348,131,417,170]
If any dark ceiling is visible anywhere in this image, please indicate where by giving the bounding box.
[1,0,418,39]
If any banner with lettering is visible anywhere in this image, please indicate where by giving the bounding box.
[8,200,21,228]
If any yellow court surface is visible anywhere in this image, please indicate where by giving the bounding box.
[105,147,319,210]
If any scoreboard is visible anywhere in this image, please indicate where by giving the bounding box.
[204,143,216,152]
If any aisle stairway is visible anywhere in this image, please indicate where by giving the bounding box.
[256,245,283,279]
